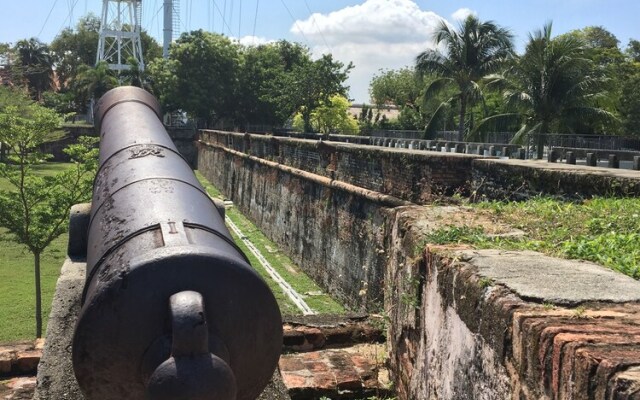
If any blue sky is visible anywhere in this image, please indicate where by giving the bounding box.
[2,0,639,102]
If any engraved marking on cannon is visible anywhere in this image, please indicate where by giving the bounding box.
[129,146,166,159]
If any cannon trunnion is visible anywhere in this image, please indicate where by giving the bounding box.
[72,87,282,400]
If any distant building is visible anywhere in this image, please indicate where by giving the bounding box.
[348,103,401,121]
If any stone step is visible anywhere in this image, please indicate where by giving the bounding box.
[279,343,392,400]
[283,313,385,352]
[0,339,43,378]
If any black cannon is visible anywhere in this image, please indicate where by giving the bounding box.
[72,86,282,400]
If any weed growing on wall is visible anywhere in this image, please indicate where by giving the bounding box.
[474,197,640,279]
[420,197,640,279]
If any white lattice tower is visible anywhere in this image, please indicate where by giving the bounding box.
[162,0,181,59]
[97,0,144,71]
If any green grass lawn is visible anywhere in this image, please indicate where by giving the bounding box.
[0,230,67,341]
[0,162,74,342]
[196,171,344,315]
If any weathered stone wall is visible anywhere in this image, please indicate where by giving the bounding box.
[166,127,198,167]
[201,130,476,203]
[198,130,640,399]
[385,207,640,399]
[198,138,393,311]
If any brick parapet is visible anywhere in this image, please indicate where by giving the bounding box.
[199,130,476,204]
[472,158,640,200]
[400,247,640,399]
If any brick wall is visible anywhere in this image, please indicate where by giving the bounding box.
[199,130,476,204]
[472,159,640,200]
[197,130,640,399]
[198,138,394,311]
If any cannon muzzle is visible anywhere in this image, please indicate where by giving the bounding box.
[72,86,282,400]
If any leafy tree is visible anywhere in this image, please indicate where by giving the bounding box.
[0,102,97,337]
[235,40,328,129]
[0,86,32,161]
[13,38,54,100]
[42,91,77,120]
[416,15,514,141]
[50,13,161,92]
[478,22,615,157]
[50,14,101,90]
[561,26,626,134]
[235,41,307,128]
[627,39,640,62]
[619,66,640,135]
[369,67,426,129]
[140,31,163,64]
[0,42,18,83]
[120,57,150,90]
[290,54,353,132]
[147,57,180,112]
[151,30,241,126]
[293,94,358,134]
[575,26,620,49]
[370,67,423,109]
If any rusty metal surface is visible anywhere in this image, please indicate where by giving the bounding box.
[73,87,282,400]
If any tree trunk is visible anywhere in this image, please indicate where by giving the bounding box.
[302,109,312,133]
[458,96,467,142]
[536,122,548,159]
[34,251,42,338]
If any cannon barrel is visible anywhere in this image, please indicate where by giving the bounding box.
[72,86,282,400]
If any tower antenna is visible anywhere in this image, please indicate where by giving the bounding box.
[97,0,145,71]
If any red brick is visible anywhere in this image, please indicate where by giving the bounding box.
[281,372,309,389]
[351,354,374,373]
[302,327,326,348]
[15,350,40,373]
[335,369,362,390]
[278,356,305,372]
[304,360,329,373]
[0,355,11,374]
[312,372,336,390]
[300,351,321,361]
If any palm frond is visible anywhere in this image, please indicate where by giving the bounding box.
[470,112,521,141]
[424,100,453,139]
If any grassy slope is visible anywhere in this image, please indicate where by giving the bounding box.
[195,171,344,315]
[0,163,73,342]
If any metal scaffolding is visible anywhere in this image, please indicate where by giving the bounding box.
[97,0,145,71]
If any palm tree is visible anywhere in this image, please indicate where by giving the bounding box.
[73,61,118,102]
[14,38,54,100]
[477,22,615,158]
[416,15,514,141]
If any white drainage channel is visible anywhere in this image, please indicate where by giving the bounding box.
[224,214,316,315]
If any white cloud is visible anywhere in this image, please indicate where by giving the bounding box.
[235,35,274,46]
[451,8,477,22]
[290,0,446,103]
